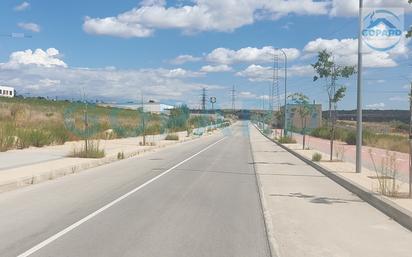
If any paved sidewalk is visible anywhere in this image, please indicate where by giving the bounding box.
[250,125,412,257]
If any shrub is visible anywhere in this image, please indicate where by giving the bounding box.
[312,152,322,162]
[344,131,357,145]
[165,134,179,140]
[117,151,125,160]
[278,136,297,144]
[69,140,105,158]
[310,127,330,140]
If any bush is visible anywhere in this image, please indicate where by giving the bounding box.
[69,140,105,158]
[165,134,179,141]
[311,127,330,140]
[344,131,357,145]
[278,136,297,144]
[117,151,125,160]
[312,152,322,162]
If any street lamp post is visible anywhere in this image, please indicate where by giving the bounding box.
[356,0,364,173]
[276,48,288,137]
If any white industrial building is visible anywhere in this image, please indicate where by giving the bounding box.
[101,100,175,114]
[0,86,15,98]
[143,101,175,114]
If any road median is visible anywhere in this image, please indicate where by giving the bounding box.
[0,129,222,193]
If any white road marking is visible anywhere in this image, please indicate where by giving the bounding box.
[17,137,227,257]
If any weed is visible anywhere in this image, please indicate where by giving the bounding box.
[334,145,346,161]
[368,149,401,197]
[278,136,297,144]
[69,140,105,158]
[117,151,125,160]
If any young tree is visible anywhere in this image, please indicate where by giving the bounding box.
[312,50,355,160]
[409,1,412,38]
[289,93,314,150]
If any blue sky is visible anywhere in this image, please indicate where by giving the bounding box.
[0,0,411,110]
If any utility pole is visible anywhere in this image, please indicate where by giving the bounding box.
[276,48,288,137]
[141,93,146,146]
[231,85,236,113]
[409,83,412,198]
[356,0,364,173]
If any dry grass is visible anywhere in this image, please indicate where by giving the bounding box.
[165,134,179,140]
[368,149,401,197]
[69,140,105,159]
[0,98,144,151]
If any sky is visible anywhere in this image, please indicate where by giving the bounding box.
[0,0,411,110]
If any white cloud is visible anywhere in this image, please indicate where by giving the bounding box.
[27,79,61,90]
[200,64,232,73]
[159,68,204,78]
[366,102,385,109]
[170,55,202,65]
[303,38,409,68]
[0,48,219,103]
[238,91,260,100]
[0,48,67,69]
[236,64,313,82]
[83,16,153,38]
[18,22,41,33]
[14,2,30,11]
[389,96,408,102]
[206,46,300,65]
[236,64,271,82]
[83,0,330,37]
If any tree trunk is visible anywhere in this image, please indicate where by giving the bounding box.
[303,119,307,150]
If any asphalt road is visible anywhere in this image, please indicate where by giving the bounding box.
[0,122,271,257]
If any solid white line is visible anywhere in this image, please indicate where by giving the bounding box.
[17,137,226,257]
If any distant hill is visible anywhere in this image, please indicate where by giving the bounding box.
[324,110,409,123]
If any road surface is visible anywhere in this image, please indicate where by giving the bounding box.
[0,123,271,257]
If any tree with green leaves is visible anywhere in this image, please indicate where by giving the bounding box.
[312,50,355,160]
[409,1,412,38]
[289,93,314,150]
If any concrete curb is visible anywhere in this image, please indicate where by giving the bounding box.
[0,136,202,194]
[253,124,412,232]
[249,125,281,257]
